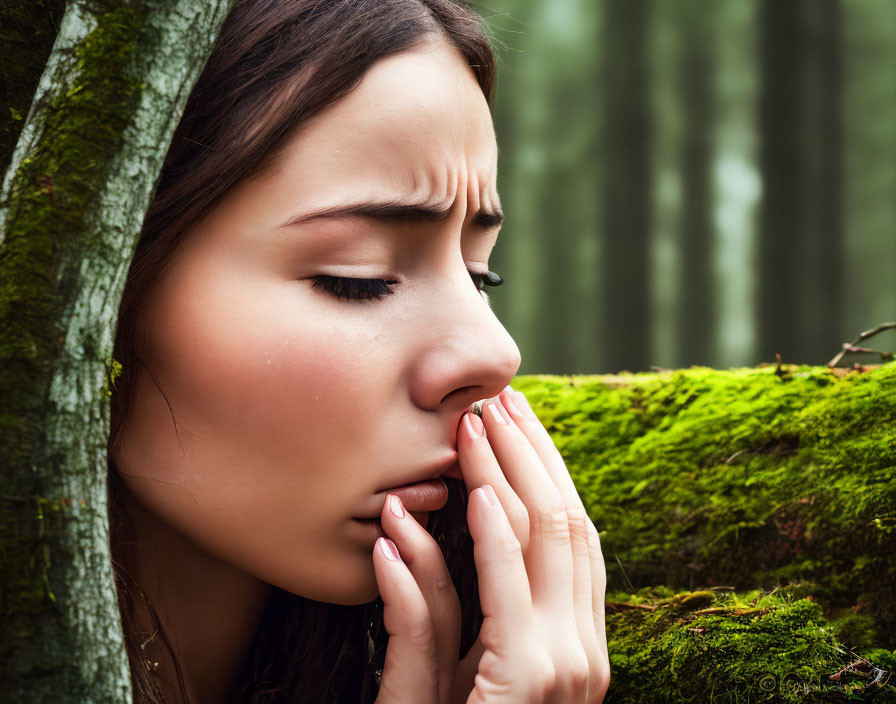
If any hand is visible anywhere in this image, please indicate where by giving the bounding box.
[370,386,609,703]
[453,386,609,703]
[371,492,462,704]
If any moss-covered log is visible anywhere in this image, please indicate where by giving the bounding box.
[0,1,233,699]
[514,363,896,653]
[604,586,895,703]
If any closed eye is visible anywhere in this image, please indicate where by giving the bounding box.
[310,269,504,302]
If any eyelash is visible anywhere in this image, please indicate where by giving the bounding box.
[311,270,504,302]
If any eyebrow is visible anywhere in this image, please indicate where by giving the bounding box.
[279,200,504,231]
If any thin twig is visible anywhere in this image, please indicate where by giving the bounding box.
[605,602,660,612]
[828,322,896,367]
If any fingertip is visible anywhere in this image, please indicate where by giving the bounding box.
[476,484,498,507]
[377,536,401,562]
[462,410,485,442]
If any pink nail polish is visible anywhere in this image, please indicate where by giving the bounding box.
[465,411,484,439]
[388,494,405,519]
[487,402,508,425]
[379,537,400,561]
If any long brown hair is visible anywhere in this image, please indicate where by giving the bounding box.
[106,1,496,701]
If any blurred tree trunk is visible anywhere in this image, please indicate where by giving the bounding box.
[758,0,842,364]
[796,0,843,364]
[0,1,233,700]
[491,0,544,372]
[843,0,896,335]
[599,0,652,374]
[676,0,716,368]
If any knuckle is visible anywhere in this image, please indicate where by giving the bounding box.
[590,656,611,701]
[565,507,590,556]
[526,651,556,693]
[555,647,589,692]
[532,504,570,541]
[586,520,605,558]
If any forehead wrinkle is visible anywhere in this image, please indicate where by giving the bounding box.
[395,160,500,228]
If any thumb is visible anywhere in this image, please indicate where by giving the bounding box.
[373,537,440,704]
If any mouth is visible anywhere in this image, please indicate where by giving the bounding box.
[352,452,461,522]
[359,477,450,518]
[373,454,460,494]
[352,501,433,537]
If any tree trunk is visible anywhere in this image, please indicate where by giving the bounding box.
[676,0,716,368]
[0,1,233,700]
[757,0,843,365]
[599,0,652,374]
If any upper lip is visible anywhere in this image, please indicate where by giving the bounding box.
[373,452,459,495]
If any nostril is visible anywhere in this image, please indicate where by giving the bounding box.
[441,385,477,406]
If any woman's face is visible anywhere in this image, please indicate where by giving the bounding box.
[114,38,520,604]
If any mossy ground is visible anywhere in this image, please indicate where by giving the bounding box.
[605,586,895,702]
[513,363,896,700]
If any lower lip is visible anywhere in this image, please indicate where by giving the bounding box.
[352,478,449,540]
[378,477,450,513]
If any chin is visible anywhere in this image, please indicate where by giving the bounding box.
[279,561,380,606]
[321,573,380,606]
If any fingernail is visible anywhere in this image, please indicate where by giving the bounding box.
[379,537,401,561]
[388,494,405,519]
[464,411,484,439]
[479,484,498,506]
[487,401,508,425]
[511,391,536,419]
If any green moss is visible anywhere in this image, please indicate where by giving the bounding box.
[513,364,896,650]
[604,587,896,703]
[0,5,143,466]
[100,356,122,401]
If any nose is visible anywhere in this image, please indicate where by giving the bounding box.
[408,263,522,415]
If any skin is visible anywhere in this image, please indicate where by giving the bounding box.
[113,37,521,702]
[375,389,610,704]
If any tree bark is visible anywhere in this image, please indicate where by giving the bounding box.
[0,1,233,700]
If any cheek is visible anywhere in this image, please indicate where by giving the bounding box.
[118,276,397,602]
[149,277,381,459]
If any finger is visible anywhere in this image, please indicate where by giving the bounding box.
[380,493,460,704]
[466,484,533,649]
[499,387,605,670]
[586,520,610,702]
[497,386,579,504]
[457,410,530,551]
[587,520,608,661]
[480,396,575,621]
[373,537,440,704]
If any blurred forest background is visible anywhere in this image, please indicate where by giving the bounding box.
[480,0,896,375]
